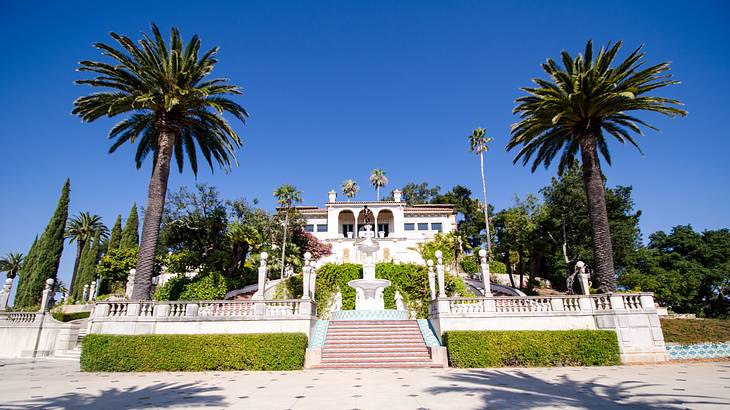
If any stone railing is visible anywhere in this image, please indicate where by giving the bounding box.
[92,299,315,320]
[431,293,656,316]
[0,312,40,325]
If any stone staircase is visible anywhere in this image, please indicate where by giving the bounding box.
[52,326,87,360]
[314,320,439,368]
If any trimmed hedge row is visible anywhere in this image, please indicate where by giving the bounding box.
[81,333,308,372]
[52,311,91,322]
[443,330,621,367]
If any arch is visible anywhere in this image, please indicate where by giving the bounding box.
[374,209,394,238]
[338,209,356,238]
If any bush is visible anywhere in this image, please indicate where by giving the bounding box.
[460,257,478,274]
[52,311,91,322]
[661,318,730,344]
[80,333,308,372]
[154,271,228,301]
[443,330,620,367]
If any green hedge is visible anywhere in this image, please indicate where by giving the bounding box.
[52,311,91,322]
[443,330,621,367]
[661,318,730,344]
[81,333,308,372]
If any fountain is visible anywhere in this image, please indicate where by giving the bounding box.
[348,210,391,310]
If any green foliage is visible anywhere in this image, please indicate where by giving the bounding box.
[15,179,70,308]
[416,232,462,269]
[107,215,122,251]
[312,262,469,319]
[443,330,621,367]
[660,319,730,344]
[489,260,507,273]
[97,247,138,295]
[620,226,730,317]
[460,257,478,274]
[52,311,91,322]
[385,182,441,205]
[0,252,24,279]
[80,333,307,372]
[72,228,103,300]
[120,204,139,249]
[154,271,228,301]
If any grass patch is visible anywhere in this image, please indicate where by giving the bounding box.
[443,330,621,367]
[51,311,91,322]
[661,318,730,344]
[81,333,308,372]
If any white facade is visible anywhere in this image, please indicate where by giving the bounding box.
[297,190,457,265]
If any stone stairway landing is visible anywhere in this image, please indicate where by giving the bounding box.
[314,320,440,369]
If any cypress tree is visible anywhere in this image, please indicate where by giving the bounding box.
[14,236,39,306]
[14,179,70,308]
[120,204,139,249]
[73,228,102,300]
[71,241,91,300]
[107,214,122,251]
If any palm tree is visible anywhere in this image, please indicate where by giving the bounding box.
[65,212,108,294]
[468,128,494,258]
[507,40,686,292]
[369,169,389,201]
[342,179,359,201]
[273,184,302,279]
[0,252,24,279]
[73,24,248,300]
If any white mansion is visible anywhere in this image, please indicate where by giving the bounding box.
[297,189,456,265]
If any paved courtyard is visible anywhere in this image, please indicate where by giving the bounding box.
[0,359,729,409]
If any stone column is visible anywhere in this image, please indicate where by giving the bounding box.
[309,259,317,297]
[427,260,436,300]
[0,278,13,311]
[253,252,268,301]
[575,261,590,295]
[125,268,136,299]
[479,249,492,296]
[302,252,312,300]
[88,281,97,303]
[39,278,54,312]
[436,250,446,298]
[82,284,90,303]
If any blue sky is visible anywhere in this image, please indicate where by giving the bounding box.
[1,1,728,289]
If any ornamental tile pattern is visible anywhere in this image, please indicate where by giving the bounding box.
[308,320,329,348]
[666,342,730,360]
[417,319,441,347]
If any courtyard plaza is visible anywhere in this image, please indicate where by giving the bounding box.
[1,359,728,409]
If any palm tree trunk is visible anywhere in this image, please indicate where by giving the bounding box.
[69,238,85,295]
[376,186,380,201]
[132,130,176,300]
[479,153,492,257]
[280,209,289,279]
[579,137,616,292]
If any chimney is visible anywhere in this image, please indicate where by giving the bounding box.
[328,190,337,203]
[393,189,402,202]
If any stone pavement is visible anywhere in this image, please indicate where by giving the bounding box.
[1,359,729,409]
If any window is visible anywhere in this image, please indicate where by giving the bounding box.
[377,223,389,237]
[404,223,415,231]
[304,224,314,232]
[431,222,442,232]
[417,223,429,231]
[317,224,328,232]
[343,224,354,236]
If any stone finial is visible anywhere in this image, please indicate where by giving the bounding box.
[40,278,55,312]
[478,249,487,262]
[260,252,268,267]
[435,250,443,263]
[426,259,434,267]
[328,190,337,203]
[393,189,402,203]
[304,251,312,262]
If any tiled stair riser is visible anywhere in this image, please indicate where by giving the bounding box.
[666,342,730,360]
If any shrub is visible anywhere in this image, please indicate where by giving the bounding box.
[661,318,730,344]
[80,333,308,372]
[154,271,228,301]
[489,260,507,274]
[443,330,620,367]
[460,257,478,274]
[52,311,91,322]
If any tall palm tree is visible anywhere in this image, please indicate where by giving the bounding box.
[468,128,494,258]
[73,24,248,300]
[369,169,389,201]
[273,184,302,279]
[507,40,686,292]
[65,212,108,294]
[0,252,24,279]
[342,179,359,201]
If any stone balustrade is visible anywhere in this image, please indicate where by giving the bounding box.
[93,299,314,320]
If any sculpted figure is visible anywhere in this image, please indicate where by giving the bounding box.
[395,290,405,311]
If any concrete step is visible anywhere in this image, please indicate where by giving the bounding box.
[313,361,439,369]
[323,346,429,353]
[322,352,430,359]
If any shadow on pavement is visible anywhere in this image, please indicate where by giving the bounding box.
[426,368,730,409]
[4,381,227,409]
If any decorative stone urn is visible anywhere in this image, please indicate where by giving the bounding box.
[348,224,391,310]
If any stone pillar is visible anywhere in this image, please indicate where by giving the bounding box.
[309,259,317,298]
[435,250,446,298]
[427,260,436,300]
[185,303,200,317]
[393,189,402,203]
[302,252,312,300]
[125,268,136,299]
[609,293,626,310]
[82,284,90,303]
[39,278,54,312]
[0,278,13,311]
[639,294,655,310]
[328,190,337,203]
[479,249,492,296]
[253,252,268,300]
[575,261,590,295]
[88,281,97,302]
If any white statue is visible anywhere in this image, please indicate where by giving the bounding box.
[334,291,343,311]
[394,291,405,311]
